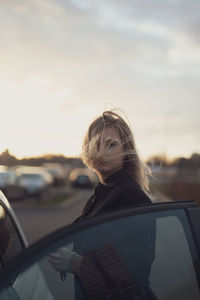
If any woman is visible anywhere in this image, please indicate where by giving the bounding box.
[49,111,155,299]
[76,110,152,220]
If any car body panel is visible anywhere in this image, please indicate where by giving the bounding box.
[0,190,28,251]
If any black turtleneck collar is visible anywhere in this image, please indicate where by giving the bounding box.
[95,168,131,200]
[104,168,131,185]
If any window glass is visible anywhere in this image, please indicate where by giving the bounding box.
[150,215,199,299]
[1,209,200,300]
[0,204,24,266]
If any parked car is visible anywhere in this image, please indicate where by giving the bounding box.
[15,166,53,198]
[69,168,97,189]
[0,166,26,200]
[1,192,200,299]
[42,163,67,186]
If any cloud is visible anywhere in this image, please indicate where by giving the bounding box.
[1,0,200,73]
[0,0,199,158]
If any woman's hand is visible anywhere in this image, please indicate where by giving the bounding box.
[48,247,83,274]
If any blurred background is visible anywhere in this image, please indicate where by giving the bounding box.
[0,0,200,242]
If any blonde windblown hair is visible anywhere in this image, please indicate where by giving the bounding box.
[81,111,152,195]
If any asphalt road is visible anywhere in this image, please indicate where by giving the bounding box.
[12,189,93,244]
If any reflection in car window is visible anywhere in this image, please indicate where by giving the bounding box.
[13,243,75,300]
[0,209,200,300]
[150,215,199,299]
[0,204,24,266]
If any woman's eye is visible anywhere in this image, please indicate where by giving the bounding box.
[109,142,117,148]
[105,139,120,148]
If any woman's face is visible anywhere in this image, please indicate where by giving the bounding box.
[96,126,124,178]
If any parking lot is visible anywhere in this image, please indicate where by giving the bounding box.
[12,187,93,244]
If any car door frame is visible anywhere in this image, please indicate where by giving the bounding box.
[0,191,28,251]
[0,200,200,292]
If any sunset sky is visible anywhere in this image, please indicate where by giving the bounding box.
[0,0,200,160]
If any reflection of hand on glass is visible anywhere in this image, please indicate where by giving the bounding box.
[48,247,83,274]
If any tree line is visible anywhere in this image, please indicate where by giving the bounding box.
[0,149,200,169]
[0,149,84,168]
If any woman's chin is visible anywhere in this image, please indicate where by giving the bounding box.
[98,167,122,178]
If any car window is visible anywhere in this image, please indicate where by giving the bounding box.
[0,204,25,267]
[0,208,199,300]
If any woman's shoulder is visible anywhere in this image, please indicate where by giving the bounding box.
[112,179,152,206]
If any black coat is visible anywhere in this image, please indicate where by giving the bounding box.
[76,168,152,221]
[74,169,156,300]
[74,169,156,299]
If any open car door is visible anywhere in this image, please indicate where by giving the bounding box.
[0,201,200,300]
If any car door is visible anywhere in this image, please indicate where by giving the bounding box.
[0,192,27,269]
[0,201,200,300]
